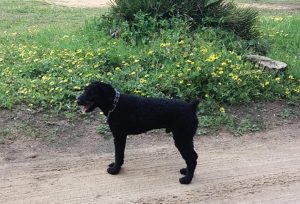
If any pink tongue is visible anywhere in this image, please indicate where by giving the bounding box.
[81,106,88,113]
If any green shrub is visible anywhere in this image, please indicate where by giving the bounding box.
[97,12,190,45]
[96,12,266,55]
[109,0,259,39]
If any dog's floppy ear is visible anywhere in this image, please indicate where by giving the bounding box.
[101,83,115,100]
[90,81,115,100]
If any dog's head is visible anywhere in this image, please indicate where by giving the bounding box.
[77,81,115,113]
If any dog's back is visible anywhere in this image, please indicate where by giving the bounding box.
[109,94,199,135]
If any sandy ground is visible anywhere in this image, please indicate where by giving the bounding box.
[46,0,300,10]
[0,106,300,203]
[240,3,300,10]
[46,0,110,8]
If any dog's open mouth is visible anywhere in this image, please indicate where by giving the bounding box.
[81,103,95,113]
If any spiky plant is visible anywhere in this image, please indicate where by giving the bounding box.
[109,0,258,39]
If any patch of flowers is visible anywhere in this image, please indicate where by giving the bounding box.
[0,17,299,112]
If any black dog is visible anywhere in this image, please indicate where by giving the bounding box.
[77,81,199,184]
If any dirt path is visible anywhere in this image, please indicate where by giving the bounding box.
[46,0,300,10]
[1,121,300,203]
[239,3,300,11]
[46,0,110,8]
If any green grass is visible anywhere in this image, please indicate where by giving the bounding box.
[0,0,105,45]
[199,114,264,136]
[0,0,106,108]
[0,0,106,54]
[260,13,300,77]
[0,0,103,31]
[0,0,299,113]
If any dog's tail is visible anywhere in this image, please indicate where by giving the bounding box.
[190,99,200,112]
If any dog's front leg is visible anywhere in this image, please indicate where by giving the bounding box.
[107,134,127,175]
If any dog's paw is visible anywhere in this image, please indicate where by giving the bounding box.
[108,162,115,168]
[179,176,192,184]
[180,168,187,175]
[107,166,121,175]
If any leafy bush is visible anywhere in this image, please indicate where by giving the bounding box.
[109,0,259,39]
[97,12,267,55]
[97,13,191,45]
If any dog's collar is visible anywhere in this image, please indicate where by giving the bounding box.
[106,89,120,122]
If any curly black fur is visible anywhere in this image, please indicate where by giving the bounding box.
[77,81,199,184]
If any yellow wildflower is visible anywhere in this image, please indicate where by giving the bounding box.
[160,42,171,48]
[220,107,225,113]
[264,81,270,86]
[201,47,208,54]
[140,78,147,84]
[293,87,300,93]
[285,88,290,95]
[147,50,154,55]
[178,40,185,45]
[186,59,195,65]
[196,67,202,71]
[206,54,219,62]
[134,90,142,94]
[221,62,227,66]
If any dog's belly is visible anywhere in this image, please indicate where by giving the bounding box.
[124,123,168,135]
[115,118,170,135]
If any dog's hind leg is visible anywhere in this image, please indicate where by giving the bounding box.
[173,131,198,184]
[179,149,198,176]
[107,134,127,175]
